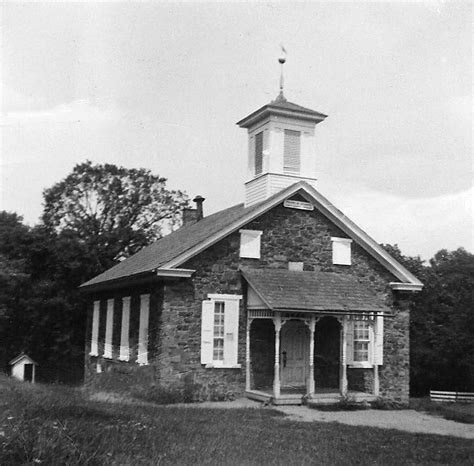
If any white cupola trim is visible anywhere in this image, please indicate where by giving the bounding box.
[237,93,327,207]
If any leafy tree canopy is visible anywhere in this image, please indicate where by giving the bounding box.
[42,161,190,271]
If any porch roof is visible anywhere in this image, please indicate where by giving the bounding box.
[241,268,390,313]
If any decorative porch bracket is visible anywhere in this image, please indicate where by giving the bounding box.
[272,312,288,398]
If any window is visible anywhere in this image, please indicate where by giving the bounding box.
[255,131,263,175]
[201,294,242,368]
[213,302,225,361]
[119,297,131,361]
[90,300,100,356]
[239,229,263,259]
[137,294,150,365]
[283,129,301,175]
[353,320,370,362]
[331,237,352,265]
[347,316,384,368]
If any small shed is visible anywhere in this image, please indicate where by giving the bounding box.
[9,353,37,383]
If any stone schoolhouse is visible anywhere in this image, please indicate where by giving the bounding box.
[80,88,423,405]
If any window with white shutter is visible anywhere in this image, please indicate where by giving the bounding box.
[119,297,131,361]
[201,294,242,368]
[90,300,100,356]
[331,237,352,265]
[255,131,263,176]
[137,294,150,365]
[283,129,301,175]
[348,316,380,368]
[239,229,263,259]
[104,299,114,358]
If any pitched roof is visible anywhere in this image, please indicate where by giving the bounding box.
[9,353,37,366]
[81,201,260,289]
[236,94,327,128]
[80,181,423,291]
[241,268,389,313]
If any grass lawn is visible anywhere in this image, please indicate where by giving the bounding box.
[1,377,473,465]
[410,397,474,424]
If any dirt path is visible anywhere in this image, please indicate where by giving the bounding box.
[274,405,474,439]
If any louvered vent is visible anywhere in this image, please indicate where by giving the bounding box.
[255,131,263,175]
[283,129,301,175]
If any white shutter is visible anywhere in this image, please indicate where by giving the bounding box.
[137,294,150,365]
[201,300,214,365]
[90,301,100,356]
[345,319,354,365]
[104,299,114,358]
[223,299,240,366]
[374,315,384,365]
[119,297,131,361]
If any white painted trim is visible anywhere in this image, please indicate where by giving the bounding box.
[90,300,100,356]
[389,282,423,291]
[204,363,242,369]
[155,268,195,278]
[207,294,243,301]
[104,299,114,359]
[239,229,263,236]
[137,294,150,365]
[331,237,353,244]
[162,181,423,289]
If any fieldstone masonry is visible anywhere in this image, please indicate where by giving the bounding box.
[85,200,412,404]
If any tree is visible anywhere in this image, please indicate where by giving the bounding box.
[42,161,190,271]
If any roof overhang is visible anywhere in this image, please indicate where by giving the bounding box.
[80,268,195,293]
[156,268,195,278]
[237,105,327,129]
[389,282,423,292]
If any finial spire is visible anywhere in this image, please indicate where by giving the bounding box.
[277,45,287,102]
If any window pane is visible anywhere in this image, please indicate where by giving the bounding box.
[213,302,225,361]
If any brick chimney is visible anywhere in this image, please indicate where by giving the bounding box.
[193,195,205,221]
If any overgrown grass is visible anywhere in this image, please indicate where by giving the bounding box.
[410,397,474,424]
[1,376,473,465]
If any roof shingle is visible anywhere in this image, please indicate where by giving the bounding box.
[241,268,389,313]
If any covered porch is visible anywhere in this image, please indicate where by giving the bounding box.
[241,268,388,406]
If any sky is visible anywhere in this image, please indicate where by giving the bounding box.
[1,1,472,261]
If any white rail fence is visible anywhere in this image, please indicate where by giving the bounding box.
[430,390,474,403]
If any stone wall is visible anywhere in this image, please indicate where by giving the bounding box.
[84,198,412,403]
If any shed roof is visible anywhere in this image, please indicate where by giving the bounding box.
[241,268,390,314]
[9,353,37,366]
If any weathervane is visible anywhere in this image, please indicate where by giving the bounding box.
[278,45,287,100]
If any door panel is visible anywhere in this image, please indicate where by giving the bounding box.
[281,321,308,387]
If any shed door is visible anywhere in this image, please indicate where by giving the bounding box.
[24,364,33,382]
[281,321,308,387]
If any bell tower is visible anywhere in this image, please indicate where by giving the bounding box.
[237,51,327,207]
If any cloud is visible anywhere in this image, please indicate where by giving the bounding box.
[1,98,121,126]
[320,181,473,261]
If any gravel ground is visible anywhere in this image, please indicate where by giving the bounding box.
[274,405,474,439]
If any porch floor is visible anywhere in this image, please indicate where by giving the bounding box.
[245,387,376,406]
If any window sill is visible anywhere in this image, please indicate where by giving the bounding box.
[348,363,374,369]
[204,363,242,369]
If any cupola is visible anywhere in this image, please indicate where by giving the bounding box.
[236,53,327,207]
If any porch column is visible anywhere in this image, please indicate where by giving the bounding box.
[273,312,282,398]
[245,317,253,392]
[373,318,380,396]
[306,316,316,396]
[339,316,348,396]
